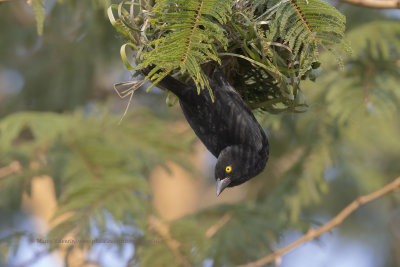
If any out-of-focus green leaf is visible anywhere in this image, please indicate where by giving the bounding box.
[32,0,45,35]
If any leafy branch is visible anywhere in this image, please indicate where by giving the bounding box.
[205,213,232,238]
[138,0,232,95]
[238,176,400,267]
[149,215,192,267]
[109,0,350,113]
[0,161,22,179]
[288,0,317,43]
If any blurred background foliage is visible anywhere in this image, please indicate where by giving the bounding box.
[0,0,399,267]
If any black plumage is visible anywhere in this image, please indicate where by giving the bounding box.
[145,69,269,196]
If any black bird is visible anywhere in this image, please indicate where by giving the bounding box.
[144,69,269,196]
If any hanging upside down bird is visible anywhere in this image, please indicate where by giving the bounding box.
[143,68,269,196]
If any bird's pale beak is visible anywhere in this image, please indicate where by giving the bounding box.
[216,178,231,196]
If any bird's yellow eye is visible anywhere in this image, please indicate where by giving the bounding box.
[225,166,232,173]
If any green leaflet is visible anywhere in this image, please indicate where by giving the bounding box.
[265,0,350,68]
[32,0,45,35]
[31,0,113,35]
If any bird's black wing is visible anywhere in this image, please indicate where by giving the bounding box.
[179,88,231,157]
[179,79,266,157]
[142,67,267,158]
[212,70,267,152]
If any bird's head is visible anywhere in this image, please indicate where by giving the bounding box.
[215,145,258,196]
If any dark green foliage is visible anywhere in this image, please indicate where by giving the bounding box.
[320,21,400,124]
[220,0,350,112]
[0,0,118,115]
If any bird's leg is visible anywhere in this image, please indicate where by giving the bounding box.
[140,66,192,98]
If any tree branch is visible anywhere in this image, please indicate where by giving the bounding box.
[238,176,400,267]
[148,215,192,267]
[205,213,232,238]
[0,161,22,179]
[340,0,400,9]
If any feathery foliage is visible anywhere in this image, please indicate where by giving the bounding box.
[109,0,349,113]
[267,0,350,69]
[221,0,350,112]
[27,0,349,112]
[108,0,232,98]
[28,0,113,35]
[0,108,194,260]
[140,0,232,96]
[279,21,400,215]
[320,21,400,124]
[0,0,119,116]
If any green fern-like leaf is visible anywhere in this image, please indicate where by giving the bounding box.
[215,0,350,113]
[268,0,350,70]
[139,0,232,95]
[324,21,400,124]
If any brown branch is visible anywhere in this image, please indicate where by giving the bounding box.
[363,62,375,103]
[340,0,400,9]
[0,161,22,179]
[148,215,191,267]
[205,213,232,238]
[238,176,400,267]
[389,207,400,266]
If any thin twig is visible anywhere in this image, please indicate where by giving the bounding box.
[205,213,232,238]
[0,161,22,178]
[340,0,400,9]
[389,207,400,266]
[238,176,400,267]
[148,215,191,267]
[113,80,145,124]
[363,62,375,103]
